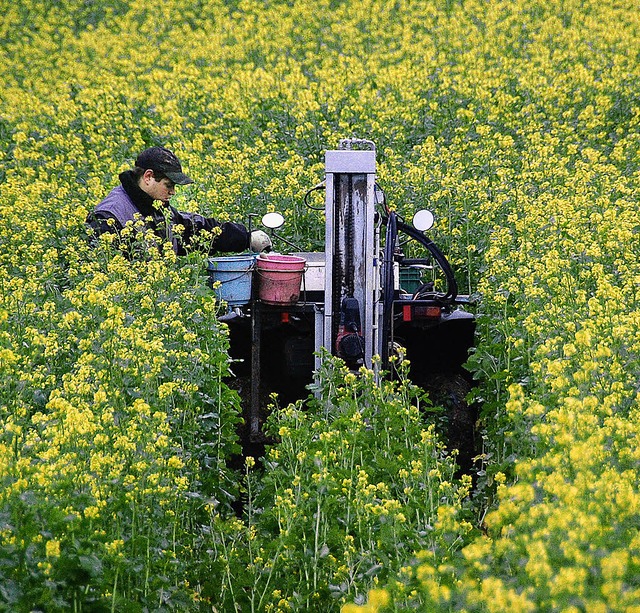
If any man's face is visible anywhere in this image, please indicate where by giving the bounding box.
[140,169,176,202]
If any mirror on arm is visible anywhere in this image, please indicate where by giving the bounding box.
[262,212,285,230]
[412,209,434,232]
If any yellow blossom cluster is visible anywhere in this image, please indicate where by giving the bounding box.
[2,0,640,609]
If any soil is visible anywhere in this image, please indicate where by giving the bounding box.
[420,371,479,479]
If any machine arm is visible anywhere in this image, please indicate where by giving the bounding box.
[380,211,459,368]
[384,214,458,303]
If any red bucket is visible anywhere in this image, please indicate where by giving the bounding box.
[256,254,306,305]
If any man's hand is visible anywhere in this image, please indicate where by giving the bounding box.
[250,230,272,253]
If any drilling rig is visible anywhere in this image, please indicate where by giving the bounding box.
[211,139,476,455]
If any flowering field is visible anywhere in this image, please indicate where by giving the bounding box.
[1,0,640,610]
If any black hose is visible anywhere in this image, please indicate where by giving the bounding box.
[303,182,325,211]
[383,216,458,303]
[397,219,458,302]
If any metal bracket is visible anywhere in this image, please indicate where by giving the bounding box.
[339,138,376,151]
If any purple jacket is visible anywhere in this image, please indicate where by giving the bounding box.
[87,172,250,255]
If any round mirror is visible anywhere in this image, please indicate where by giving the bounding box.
[412,209,435,231]
[262,212,285,229]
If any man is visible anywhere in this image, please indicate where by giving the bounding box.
[86,146,271,255]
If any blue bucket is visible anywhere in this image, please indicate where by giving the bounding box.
[207,254,256,306]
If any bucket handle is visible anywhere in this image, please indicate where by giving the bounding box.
[211,264,255,285]
[213,273,251,285]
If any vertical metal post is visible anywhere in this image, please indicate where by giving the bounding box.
[314,304,325,372]
[250,302,261,439]
[323,144,379,367]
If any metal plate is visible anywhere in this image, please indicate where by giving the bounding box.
[325,150,376,173]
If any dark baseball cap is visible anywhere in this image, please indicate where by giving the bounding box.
[135,146,194,185]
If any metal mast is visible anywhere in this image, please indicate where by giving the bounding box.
[322,139,381,368]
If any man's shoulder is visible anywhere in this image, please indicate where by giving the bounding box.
[96,184,128,205]
[93,186,140,226]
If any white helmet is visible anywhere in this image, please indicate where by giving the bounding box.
[250,230,272,253]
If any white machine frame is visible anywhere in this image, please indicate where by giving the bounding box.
[320,141,382,370]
